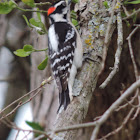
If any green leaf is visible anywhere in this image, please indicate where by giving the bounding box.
[23,14,47,35]
[22,0,35,7]
[29,18,46,34]
[23,45,33,52]
[29,18,40,27]
[103,1,109,9]
[14,49,31,57]
[23,15,31,27]
[37,8,41,21]
[0,1,16,14]
[38,56,48,70]
[71,10,77,19]
[26,121,44,131]
[72,18,78,26]
[26,121,46,138]
[72,0,79,3]
[124,0,140,4]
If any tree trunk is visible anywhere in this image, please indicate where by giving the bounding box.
[31,0,140,139]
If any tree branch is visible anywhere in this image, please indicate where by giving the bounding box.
[123,8,140,20]
[127,26,139,80]
[0,77,53,120]
[54,121,97,133]
[16,6,47,13]
[98,108,134,140]
[127,26,140,120]
[99,0,116,75]
[12,1,48,13]
[1,119,52,140]
[115,91,139,111]
[49,79,140,138]
[90,79,140,140]
[100,9,123,88]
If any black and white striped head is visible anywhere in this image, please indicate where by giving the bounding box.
[47,0,71,23]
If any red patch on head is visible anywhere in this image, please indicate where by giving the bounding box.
[47,7,56,16]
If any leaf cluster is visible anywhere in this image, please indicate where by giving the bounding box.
[14,45,48,70]
[0,0,16,14]
[23,11,47,35]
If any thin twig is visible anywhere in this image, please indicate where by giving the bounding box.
[122,6,130,17]
[123,8,140,20]
[54,121,97,133]
[131,107,140,120]
[0,101,23,120]
[104,0,116,45]
[21,131,31,140]
[1,119,52,140]
[131,91,140,120]
[98,108,134,140]
[16,6,47,13]
[127,26,139,80]
[1,119,18,130]
[33,134,45,140]
[15,130,20,140]
[99,0,116,75]
[90,79,140,140]
[0,90,42,121]
[116,91,139,111]
[100,9,123,89]
[0,86,40,115]
[0,77,53,118]
[12,1,48,13]
[127,26,140,120]
[124,90,139,108]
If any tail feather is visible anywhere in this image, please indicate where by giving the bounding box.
[64,88,70,110]
[57,91,64,113]
[57,87,70,113]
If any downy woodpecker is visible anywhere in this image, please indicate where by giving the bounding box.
[47,0,83,112]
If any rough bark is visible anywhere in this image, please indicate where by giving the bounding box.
[52,0,116,139]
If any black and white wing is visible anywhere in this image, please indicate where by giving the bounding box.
[48,22,76,101]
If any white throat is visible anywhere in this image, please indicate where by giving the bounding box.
[51,13,67,22]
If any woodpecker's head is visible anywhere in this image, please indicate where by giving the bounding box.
[48,0,71,23]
